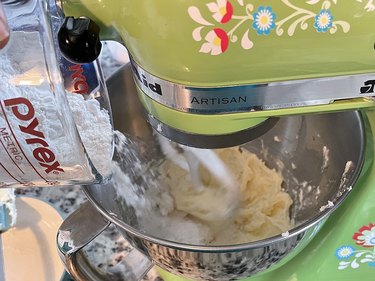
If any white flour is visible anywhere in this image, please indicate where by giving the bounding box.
[112,133,293,245]
[111,158,212,245]
[67,94,113,176]
[0,31,113,187]
[111,132,212,245]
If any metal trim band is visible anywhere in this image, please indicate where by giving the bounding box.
[130,58,375,115]
[148,115,280,149]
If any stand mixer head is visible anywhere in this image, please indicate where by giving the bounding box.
[57,0,375,148]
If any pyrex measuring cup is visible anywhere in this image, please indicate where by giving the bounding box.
[0,0,113,188]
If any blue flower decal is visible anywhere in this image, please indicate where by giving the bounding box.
[335,245,355,260]
[314,9,333,33]
[252,6,276,35]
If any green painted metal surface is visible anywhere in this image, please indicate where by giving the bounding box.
[61,0,375,135]
[62,0,375,87]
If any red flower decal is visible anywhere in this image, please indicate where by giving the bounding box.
[353,223,375,248]
[221,1,234,23]
[214,28,229,52]
[199,28,229,55]
[206,0,234,24]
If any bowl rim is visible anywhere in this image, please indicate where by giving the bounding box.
[83,111,366,253]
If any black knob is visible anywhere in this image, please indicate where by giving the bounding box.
[58,17,102,64]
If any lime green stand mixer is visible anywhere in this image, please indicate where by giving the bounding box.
[56,0,375,280]
[60,0,375,147]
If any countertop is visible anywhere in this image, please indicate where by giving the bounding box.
[15,42,163,281]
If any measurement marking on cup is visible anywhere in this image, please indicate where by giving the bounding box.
[0,162,23,184]
[0,102,48,183]
[0,130,25,174]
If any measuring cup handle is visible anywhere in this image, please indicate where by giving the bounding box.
[57,201,154,281]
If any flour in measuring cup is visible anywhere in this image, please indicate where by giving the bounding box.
[0,52,112,186]
[67,93,113,176]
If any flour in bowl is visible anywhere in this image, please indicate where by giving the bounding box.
[113,136,293,245]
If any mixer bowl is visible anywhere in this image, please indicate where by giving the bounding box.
[58,64,365,281]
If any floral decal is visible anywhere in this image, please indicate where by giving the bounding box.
[353,223,375,247]
[357,0,375,12]
[207,0,234,23]
[335,223,375,270]
[188,0,359,55]
[314,9,333,32]
[252,6,276,35]
[201,28,229,55]
[335,246,356,260]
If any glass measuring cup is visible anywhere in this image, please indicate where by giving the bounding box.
[0,0,113,188]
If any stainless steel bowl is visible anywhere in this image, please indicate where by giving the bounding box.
[57,64,365,281]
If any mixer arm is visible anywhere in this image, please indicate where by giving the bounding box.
[57,201,153,281]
